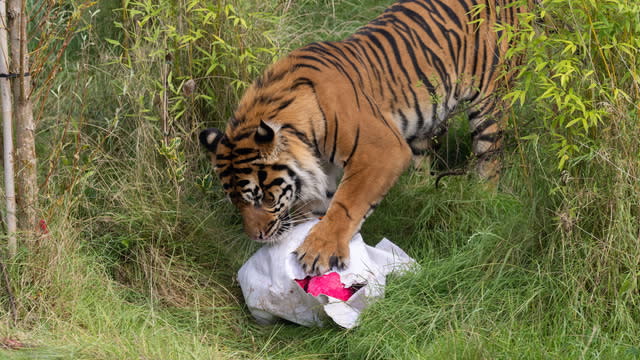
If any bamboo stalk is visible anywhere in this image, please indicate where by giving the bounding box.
[122,0,130,62]
[0,0,16,257]
[162,51,171,146]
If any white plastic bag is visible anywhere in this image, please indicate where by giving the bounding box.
[237,219,416,328]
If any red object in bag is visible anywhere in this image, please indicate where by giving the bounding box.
[296,272,356,301]
[295,277,310,290]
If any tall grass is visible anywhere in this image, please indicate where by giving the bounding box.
[0,0,639,359]
[509,0,640,337]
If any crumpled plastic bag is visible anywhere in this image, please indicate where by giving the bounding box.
[237,219,416,328]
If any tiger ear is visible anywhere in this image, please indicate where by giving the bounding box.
[255,120,275,144]
[199,128,223,153]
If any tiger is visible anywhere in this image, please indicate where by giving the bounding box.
[200,0,528,275]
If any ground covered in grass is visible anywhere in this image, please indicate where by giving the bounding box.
[0,0,639,359]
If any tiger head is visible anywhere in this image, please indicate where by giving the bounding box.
[199,78,328,243]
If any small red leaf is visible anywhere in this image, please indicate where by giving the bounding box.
[39,219,49,234]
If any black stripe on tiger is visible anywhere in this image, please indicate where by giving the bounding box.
[303,44,362,108]
[344,126,360,166]
[281,124,314,149]
[292,63,322,72]
[329,115,339,164]
[364,28,428,131]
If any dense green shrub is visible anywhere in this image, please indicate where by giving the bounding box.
[509,0,639,170]
[505,0,640,334]
[59,0,283,256]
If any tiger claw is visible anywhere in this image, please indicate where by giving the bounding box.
[311,255,321,274]
[329,255,339,269]
[328,255,338,268]
[295,243,349,275]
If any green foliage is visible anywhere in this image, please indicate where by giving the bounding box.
[502,0,640,346]
[55,0,283,257]
[112,0,279,125]
[506,0,640,170]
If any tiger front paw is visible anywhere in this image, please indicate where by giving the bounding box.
[293,226,349,275]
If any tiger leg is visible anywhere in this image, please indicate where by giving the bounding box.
[469,102,505,184]
[295,162,341,218]
[294,138,412,275]
[410,137,434,174]
[412,153,433,173]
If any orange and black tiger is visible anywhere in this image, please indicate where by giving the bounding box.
[200,0,528,275]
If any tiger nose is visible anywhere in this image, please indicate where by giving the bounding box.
[241,206,272,241]
[250,231,266,241]
[247,227,269,242]
[244,221,267,241]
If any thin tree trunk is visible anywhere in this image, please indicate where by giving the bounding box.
[8,0,36,233]
[0,0,17,257]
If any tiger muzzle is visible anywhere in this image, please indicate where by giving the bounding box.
[241,206,277,242]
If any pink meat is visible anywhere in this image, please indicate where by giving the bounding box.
[296,272,355,301]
